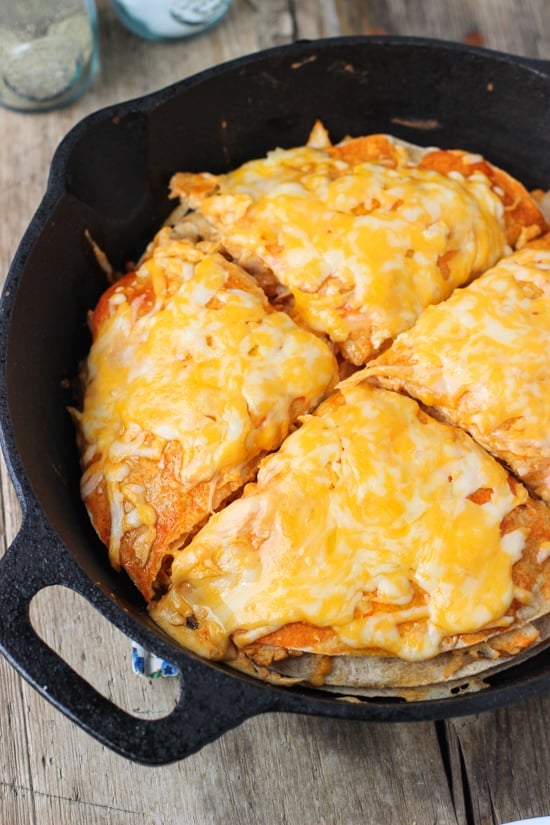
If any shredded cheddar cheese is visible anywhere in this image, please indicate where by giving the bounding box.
[74,235,338,593]
[365,243,550,502]
[171,136,511,363]
[152,382,528,662]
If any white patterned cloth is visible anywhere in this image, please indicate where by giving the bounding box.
[131,642,177,678]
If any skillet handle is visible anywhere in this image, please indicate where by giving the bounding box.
[0,518,275,765]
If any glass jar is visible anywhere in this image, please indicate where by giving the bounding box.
[0,0,99,112]
[111,0,233,41]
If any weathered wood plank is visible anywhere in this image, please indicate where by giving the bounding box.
[445,697,550,825]
[333,0,549,58]
[23,706,459,825]
[0,785,39,825]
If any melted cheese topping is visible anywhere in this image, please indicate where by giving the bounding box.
[366,245,550,499]
[77,236,337,567]
[175,142,508,357]
[159,382,527,662]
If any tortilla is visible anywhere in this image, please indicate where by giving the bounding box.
[170,122,547,364]
[72,234,337,599]
[150,380,550,693]
[364,236,550,503]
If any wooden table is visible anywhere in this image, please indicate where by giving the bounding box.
[0,1,549,823]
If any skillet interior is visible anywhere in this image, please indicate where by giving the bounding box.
[1,36,550,760]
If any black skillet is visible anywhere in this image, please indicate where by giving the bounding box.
[0,36,549,766]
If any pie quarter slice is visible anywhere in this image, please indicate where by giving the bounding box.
[150,378,550,691]
[365,235,550,503]
[72,234,338,599]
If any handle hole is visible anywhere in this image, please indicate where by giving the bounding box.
[29,585,180,720]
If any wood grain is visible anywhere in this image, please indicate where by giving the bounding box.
[0,1,549,823]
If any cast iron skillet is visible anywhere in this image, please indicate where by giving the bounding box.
[0,36,550,766]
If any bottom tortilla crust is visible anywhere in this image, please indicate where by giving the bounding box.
[225,615,550,701]
[150,495,550,699]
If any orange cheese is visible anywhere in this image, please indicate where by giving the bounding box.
[171,133,512,363]
[74,234,338,583]
[152,381,528,662]
[365,241,550,502]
